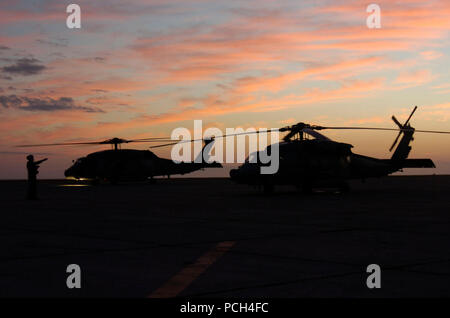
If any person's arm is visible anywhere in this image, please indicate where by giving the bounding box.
[36,158,48,164]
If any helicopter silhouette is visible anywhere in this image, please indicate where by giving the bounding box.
[17,106,449,188]
[18,137,221,183]
[228,106,450,193]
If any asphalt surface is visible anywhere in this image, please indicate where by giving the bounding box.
[1,176,449,297]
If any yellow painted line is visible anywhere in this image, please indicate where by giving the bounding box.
[149,241,236,298]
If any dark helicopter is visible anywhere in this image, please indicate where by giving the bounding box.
[229,106,450,193]
[18,137,221,182]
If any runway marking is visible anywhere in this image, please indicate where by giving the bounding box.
[149,241,235,298]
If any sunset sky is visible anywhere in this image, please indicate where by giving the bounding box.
[0,0,449,179]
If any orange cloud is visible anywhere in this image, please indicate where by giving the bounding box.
[1,0,448,172]
[420,51,443,60]
[395,69,433,87]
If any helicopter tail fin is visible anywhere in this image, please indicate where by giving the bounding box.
[390,106,417,163]
[387,106,435,170]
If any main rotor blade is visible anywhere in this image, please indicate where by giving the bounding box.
[148,129,282,149]
[150,125,450,150]
[17,141,106,147]
[320,126,450,134]
[127,139,174,143]
[150,142,180,148]
[219,128,281,139]
[17,136,174,147]
[128,137,173,141]
[414,129,450,134]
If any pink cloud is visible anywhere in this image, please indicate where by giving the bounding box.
[420,51,443,60]
[395,69,433,86]
[1,0,448,166]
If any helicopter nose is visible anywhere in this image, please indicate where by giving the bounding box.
[64,166,75,177]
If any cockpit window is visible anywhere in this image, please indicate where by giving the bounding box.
[74,158,85,165]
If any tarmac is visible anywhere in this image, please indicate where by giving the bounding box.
[1,175,449,297]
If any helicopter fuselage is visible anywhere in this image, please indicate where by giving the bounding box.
[64,149,220,182]
[229,138,434,192]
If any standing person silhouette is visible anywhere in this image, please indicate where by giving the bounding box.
[26,155,48,200]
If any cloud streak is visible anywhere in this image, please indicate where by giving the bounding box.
[1,58,46,76]
[0,95,103,112]
[0,0,449,177]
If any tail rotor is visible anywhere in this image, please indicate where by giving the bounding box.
[389,106,417,152]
